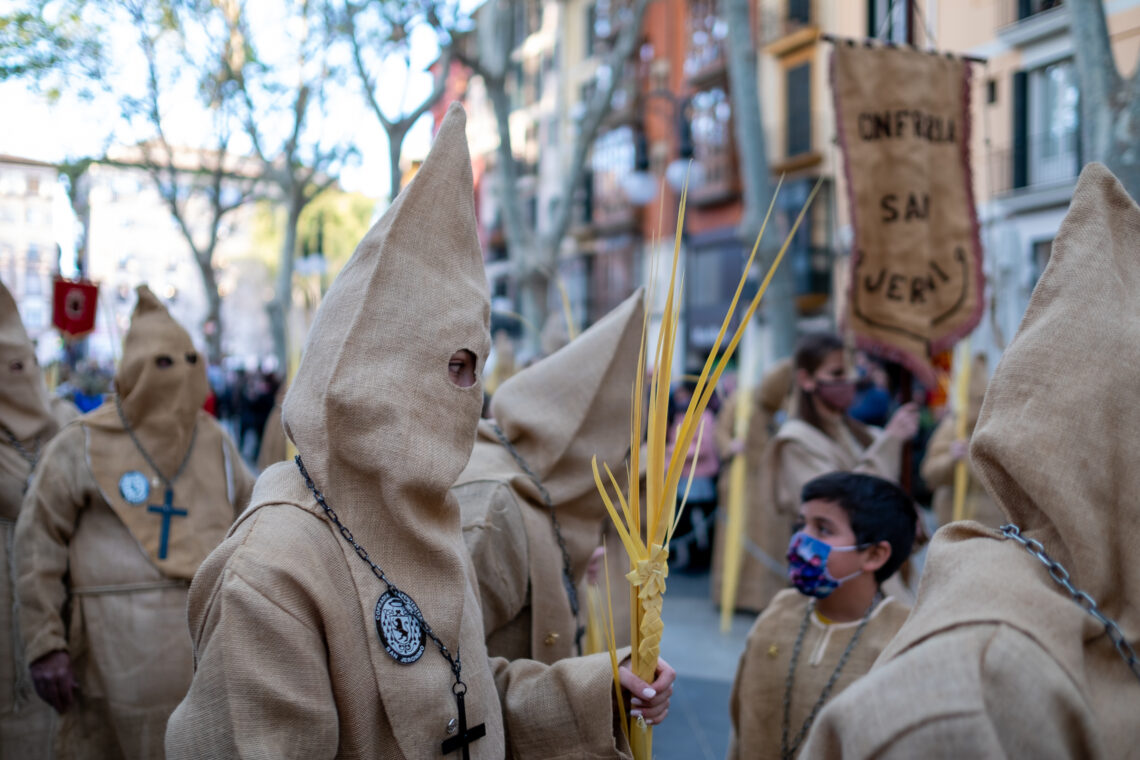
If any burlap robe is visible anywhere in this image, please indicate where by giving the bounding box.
[921,413,1001,527]
[800,164,1140,758]
[1,399,77,760]
[169,464,627,759]
[455,290,643,664]
[14,414,251,760]
[727,589,909,760]
[731,418,902,612]
[169,105,631,759]
[710,359,794,610]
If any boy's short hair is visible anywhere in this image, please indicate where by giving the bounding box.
[801,472,916,583]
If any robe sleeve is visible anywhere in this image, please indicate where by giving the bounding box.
[919,416,958,489]
[725,646,747,760]
[165,528,339,760]
[459,482,530,638]
[14,426,89,664]
[491,650,632,760]
[853,430,902,481]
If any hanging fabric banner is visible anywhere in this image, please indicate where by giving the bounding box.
[832,43,983,385]
[52,277,99,338]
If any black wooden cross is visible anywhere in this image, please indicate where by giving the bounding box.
[440,691,485,759]
[147,488,188,560]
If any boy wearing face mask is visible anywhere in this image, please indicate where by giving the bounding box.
[742,333,919,612]
[727,472,915,760]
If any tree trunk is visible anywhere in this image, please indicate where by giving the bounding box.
[194,253,224,363]
[1068,0,1140,202]
[722,0,797,360]
[272,190,303,371]
[388,122,407,204]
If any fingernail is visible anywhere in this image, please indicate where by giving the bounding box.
[630,698,643,707]
[645,718,654,726]
[631,709,642,718]
[642,687,656,698]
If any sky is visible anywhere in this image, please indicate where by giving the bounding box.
[0,1,448,200]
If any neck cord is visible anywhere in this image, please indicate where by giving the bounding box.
[781,594,878,760]
[114,396,198,493]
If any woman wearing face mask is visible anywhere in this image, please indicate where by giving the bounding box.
[740,333,918,612]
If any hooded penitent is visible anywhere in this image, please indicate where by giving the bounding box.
[166,103,626,760]
[799,163,1140,758]
[454,289,644,662]
[0,280,75,760]
[15,285,252,760]
[710,358,794,610]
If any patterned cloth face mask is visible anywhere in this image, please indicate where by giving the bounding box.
[786,531,867,599]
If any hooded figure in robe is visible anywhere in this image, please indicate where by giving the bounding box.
[14,285,255,759]
[165,104,671,760]
[0,281,79,759]
[799,163,1140,759]
[255,380,288,471]
[920,354,1002,527]
[454,289,643,664]
[709,358,794,610]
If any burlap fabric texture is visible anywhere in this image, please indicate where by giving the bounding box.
[15,287,253,760]
[709,358,793,610]
[727,589,909,760]
[800,163,1140,759]
[0,280,78,760]
[166,103,630,760]
[455,288,644,663]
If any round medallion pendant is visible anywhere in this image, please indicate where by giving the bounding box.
[375,589,425,664]
[119,471,150,505]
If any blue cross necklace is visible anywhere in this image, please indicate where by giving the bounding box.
[114,397,197,560]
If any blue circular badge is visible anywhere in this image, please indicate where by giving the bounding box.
[119,471,150,505]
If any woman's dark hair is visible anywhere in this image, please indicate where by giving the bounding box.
[801,471,916,584]
[792,332,873,446]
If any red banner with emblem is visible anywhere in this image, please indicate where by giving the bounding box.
[52,277,99,338]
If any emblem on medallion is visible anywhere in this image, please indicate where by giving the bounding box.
[119,471,150,505]
[375,589,425,664]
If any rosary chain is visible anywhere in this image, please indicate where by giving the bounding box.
[295,455,465,689]
[490,424,584,653]
[999,524,1140,683]
[114,396,199,493]
[781,596,877,760]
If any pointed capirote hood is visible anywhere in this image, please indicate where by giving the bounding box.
[0,279,55,441]
[484,288,645,515]
[281,104,490,680]
[87,284,207,476]
[971,163,1140,632]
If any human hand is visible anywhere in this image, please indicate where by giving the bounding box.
[726,439,746,457]
[949,439,968,461]
[884,403,920,441]
[619,657,675,726]
[30,650,78,714]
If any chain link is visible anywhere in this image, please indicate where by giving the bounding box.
[1,424,40,468]
[490,424,585,654]
[295,455,465,689]
[114,396,198,494]
[999,524,1140,684]
[781,595,877,760]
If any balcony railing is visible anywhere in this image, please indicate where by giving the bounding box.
[989,127,1082,195]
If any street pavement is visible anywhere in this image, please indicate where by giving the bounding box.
[651,568,756,760]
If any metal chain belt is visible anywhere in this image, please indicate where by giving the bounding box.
[114,396,198,493]
[295,455,466,690]
[490,424,584,654]
[1000,524,1140,683]
[781,595,877,760]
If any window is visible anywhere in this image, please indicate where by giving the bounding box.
[1018,0,1062,21]
[1012,60,1079,188]
[1030,239,1052,290]
[26,244,41,264]
[684,0,727,79]
[26,175,40,196]
[868,0,908,43]
[589,236,637,323]
[786,63,812,157]
[788,0,811,26]
[23,301,45,330]
[586,3,597,56]
[690,88,738,195]
[589,126,637,228]
[26,272,43,295]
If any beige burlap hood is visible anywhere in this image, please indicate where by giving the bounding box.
[0,280,55,442]
[971,162,1140,635]
[279,102,494,757]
